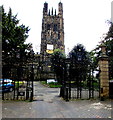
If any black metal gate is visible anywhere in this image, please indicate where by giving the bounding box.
[2,64,34,101]
[60,58,100,101]
[109,80,113,99]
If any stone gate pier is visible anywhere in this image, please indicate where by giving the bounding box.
[99,44,109,100]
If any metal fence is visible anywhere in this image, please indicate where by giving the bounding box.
[2,65,34,101]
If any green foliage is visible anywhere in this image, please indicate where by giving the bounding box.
[40,81,62,88]
[89,50,99,70]
[51,49,66,83]
[91,21,113,79]
[69,44,91,80]
[105,22,113,79]
[52,49,66,58]
[105,21,113,40]
[69,44,91,66]
[40,81,47,85]
[14,81,25,88]
[47,82,62,88]
[2,6,32,66]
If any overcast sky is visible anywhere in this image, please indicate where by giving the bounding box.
[1,0,112,54]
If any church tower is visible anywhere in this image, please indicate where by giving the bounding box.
[40,2,65,75]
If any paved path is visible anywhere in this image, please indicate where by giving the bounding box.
[34,81,60,102]
[2,81,112,118]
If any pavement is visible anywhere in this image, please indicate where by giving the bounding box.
[1,81,112,118]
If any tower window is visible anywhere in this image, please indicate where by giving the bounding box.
[45,24,47,29]
[47,24,51,30]
[53,24,57,31]
[58,33,60,39]
[42,23,44,30]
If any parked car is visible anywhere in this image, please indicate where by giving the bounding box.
[0,79,14,92]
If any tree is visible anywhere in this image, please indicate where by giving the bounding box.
[2,6,32,66]
[105,21,113,40]
[69,44,91,81]
[90,21,113,80]
[105,21,113,79]
[1,6,33,78]
[51,49,66,83]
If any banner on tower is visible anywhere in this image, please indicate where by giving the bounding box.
[46,44,53,54]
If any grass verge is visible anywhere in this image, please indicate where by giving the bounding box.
[40,81,62,88]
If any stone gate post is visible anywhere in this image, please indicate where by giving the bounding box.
[98,44,109,100]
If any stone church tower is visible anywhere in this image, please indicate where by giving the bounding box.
[40,2,65,75]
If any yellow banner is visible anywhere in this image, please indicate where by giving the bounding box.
[46,50,53,54]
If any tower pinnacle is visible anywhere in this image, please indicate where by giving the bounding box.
[51,7,53,15]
